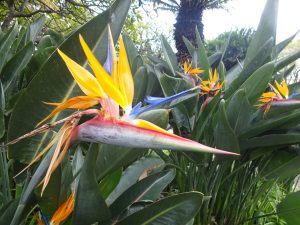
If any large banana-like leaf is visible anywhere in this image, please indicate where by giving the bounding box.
[277,191,300,225]
[244,0,278,67]
[8,0,131,163]
[115,192,203,225]
[109,169,175,217]
[214,100,240,154]
[106,157,165,205]
[72,144,110,225]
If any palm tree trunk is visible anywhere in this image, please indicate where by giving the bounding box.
[174,1,204,63]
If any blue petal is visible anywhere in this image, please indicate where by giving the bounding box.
[288,93,300,100]
[38,208,50,225]
[130,102,142,116]
[129,88,197,118]
[145,88,195,106]
[103,32,113,74]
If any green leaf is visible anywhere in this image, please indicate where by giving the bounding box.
[0,109,4,138]
[10,147,54,225]
[240,109,300,139]
[116,192,203,225]
[226,89,252,134]
[0,22,18,72]
[244,0,278,67]
[182,36,196,58]
[137,109,169,130]
[133,66,148,105]
[238,62,275,105]
[110,169,175,216]
[155,67,196,128]
[28,16,46,42]
[264,153,300,179]
[0,80,4,110]
[161,36,178,76]
[99,168,122,199]
[277,191,300,225]
[0,200,19,225]
[106,157,164,205]
[272,30,299,58]
[2,42,34,91]
[214,100,240,154]
[241,133,300,150]
[72,144,110,225]
[192,93,220,141]
[95,144,144,180]
[195,28,210,80]
[7,0,131,163]
[275,49,300,72]
[225,38,274,97]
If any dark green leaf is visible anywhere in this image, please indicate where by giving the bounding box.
[241,133,300,150]
[227,89,252,134]
[225,38,274,97]
[99,168,122,199]
[2,42,34,91]
[272,30,299,58]
[161,36,178,76]
[244,0,278,67]
[10,147,54,225]
[116,192,203,225]
[72,144,110,225]
[214,100,240,154]
[240,109,300,139]
[95,144,144,180]
[195,28,210,80]
[110,169,175,216]
[0,200,19,225]
[0,23,18,72]
[192,93,220,141]
[239,62,275,104]
[106,157,164,205]
[137,109,169,129]
[277,191,300,225]
[275,49,300,72]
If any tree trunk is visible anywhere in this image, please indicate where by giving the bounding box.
[174,1,204,63]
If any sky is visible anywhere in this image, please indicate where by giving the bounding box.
[151,0,300,41]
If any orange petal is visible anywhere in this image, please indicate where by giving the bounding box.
[275,80,289,98]
[117,35,134,108]
[37,96,99,126]
[79,35,126,108]
[51,193,75,225]
[57,49,105,97]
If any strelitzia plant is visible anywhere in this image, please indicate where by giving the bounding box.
[17,27,237,194]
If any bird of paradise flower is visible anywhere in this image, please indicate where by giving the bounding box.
[257,79,300,113]
[34,193,74,225]
[16,27,238,195]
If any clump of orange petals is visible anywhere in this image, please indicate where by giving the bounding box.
[258,80,289,113]
[200,69,223,96]
[183,61,204,76]
[34,193,75,225]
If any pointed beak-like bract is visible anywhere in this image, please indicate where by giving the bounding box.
[71,116,239,156]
